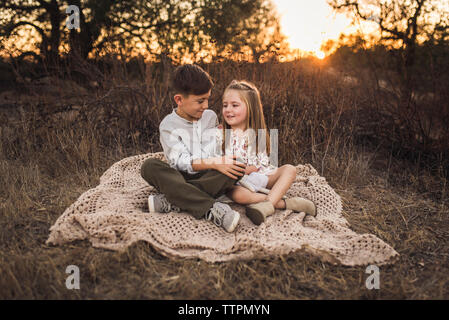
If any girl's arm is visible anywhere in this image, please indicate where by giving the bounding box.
[254,150,276,172]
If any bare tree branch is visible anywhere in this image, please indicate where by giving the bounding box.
[3,20,48,41]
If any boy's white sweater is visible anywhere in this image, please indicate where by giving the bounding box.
[159,108,219,175]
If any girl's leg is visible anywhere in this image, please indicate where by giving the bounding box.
[228,186,287,209]
[265,165,297,209]
[227,185,267,205]
[265,165,316,216]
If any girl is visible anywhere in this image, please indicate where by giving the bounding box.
[217,80,316,226]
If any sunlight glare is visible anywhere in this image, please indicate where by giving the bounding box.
[316,51,326,59]
[273,0,357,55]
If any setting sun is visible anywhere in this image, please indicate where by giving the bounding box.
[273,0,360,58]
[316,51,325,59]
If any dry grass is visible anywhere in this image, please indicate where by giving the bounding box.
[0,59,448,299]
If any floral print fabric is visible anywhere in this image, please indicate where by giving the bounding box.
[215,128,277,176]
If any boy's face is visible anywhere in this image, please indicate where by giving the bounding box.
[174,90,211,122]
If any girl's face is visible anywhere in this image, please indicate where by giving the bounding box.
[222,89,247,130]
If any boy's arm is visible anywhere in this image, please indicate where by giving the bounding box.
[245,165,259,175]
[194,121,246,178]
[192,118,221,172]
[191,157,220,171]
[159,124,245,176]
[160,126,198,174]
[192,155,246,179]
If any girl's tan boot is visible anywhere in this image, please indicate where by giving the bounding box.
[285,197,316,216]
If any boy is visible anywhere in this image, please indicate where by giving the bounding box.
[140,64,246,232]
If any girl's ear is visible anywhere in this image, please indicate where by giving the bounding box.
[174,94,183,105]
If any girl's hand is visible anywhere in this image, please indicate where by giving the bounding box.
[245,166,259,175]
[212,155,246,179]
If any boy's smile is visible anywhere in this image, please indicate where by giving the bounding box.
[175,90,211,122]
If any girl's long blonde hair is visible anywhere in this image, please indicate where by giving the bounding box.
[221,80,270,155]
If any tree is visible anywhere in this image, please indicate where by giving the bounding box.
[0,0,62,64]
[199,0,290,63]
[328,0,449,97]
[231,0,290,63]
[66,0,117,61]
[0,0,289,65]
[328,0,449,157]
[0,0,127,63]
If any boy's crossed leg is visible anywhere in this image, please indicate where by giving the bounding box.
[140,158,242,232]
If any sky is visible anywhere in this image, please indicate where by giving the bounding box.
[273,0,361,58]
[2,0,370,60]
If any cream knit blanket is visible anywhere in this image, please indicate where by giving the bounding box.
[46,152,399,266]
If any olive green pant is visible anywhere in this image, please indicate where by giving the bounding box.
[140,158,241,219]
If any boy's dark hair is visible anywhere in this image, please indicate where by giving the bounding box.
[172,64,214,96]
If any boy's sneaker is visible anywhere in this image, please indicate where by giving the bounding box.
[148,194,181,213]
[205,202,240,233]
[245,201,275,225]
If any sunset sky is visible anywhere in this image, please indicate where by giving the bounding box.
[273,0,366,58]
[2,0,375,60]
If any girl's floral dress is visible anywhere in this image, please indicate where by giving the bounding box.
[215,128,276,176]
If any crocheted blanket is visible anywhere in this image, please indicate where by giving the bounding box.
[46,152,399,266]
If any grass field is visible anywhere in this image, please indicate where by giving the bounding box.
[0,59,448,299]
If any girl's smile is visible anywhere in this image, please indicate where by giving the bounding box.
[222,89,247,130]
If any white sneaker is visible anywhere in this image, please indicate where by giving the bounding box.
[205,202,240,232]
[148,194,181,213]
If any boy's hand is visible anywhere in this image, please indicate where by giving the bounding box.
[244,165,259,175]
[213,155,246,179]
